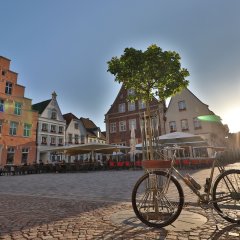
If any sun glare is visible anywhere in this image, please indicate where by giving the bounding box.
[222,108,240,133]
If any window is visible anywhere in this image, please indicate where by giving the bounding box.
[193,117,202,129]
[51,125,56,133]
[138,100,146,109]
[68,134,73,144]
[14,102,22,115]
[2,70,6,76]
[0,120,2,133]
[110,122,116,133]
[127,89,135,95]
[129,119,137,130]
[9,121,18,136]
[7,147,15,164]
[0,99,4,112]
[98,130,100,138]
[118,103,125,113]
[75,134,79,144]
[41,136,47,145]
[178,101,186,111]
[169,121,176,132]
[23,123,31,137]
[21,148,29,164]
[50,137,56,145]
[119,121,126,132]
[80,135,85,144]
[5,82,12,95]
[181,119,189,131]
[51,109,57,120]
[42,123,48,131]
[58,138,63,146]
[59,126,63,133]
[74,123,79,129]
[128,101,136,111]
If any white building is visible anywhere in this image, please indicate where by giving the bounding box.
[32,92,66,163]
[165,88,228,156]
[63,113,86,163]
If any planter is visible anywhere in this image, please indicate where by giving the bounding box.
[142,160,172,169]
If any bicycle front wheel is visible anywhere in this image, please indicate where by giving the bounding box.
[212,169,240,223]
[132,170,184,228]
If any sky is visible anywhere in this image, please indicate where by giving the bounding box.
[0,0,240,133]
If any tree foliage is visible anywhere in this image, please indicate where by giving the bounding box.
[107,44,190,103]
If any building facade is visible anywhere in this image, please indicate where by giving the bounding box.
[105,85,166,146]
[80,117,106,144]
[165,88,228,148]
[32,92,66,163]
[0,56,38,166]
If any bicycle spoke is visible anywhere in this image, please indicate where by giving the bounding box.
[132,171,184,228]
[213,169,240,223]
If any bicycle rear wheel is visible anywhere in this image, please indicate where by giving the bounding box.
[132,170,184,228]
[212,169,240,223]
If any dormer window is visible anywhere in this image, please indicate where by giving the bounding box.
[5,82,12,95]
[51,109,57,120]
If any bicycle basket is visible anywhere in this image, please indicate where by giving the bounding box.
[142,160,172,169]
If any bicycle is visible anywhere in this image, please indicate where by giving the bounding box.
[132,146,240,228]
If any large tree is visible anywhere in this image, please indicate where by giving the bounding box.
[107,44,190,159]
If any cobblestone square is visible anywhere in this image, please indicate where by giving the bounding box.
[0,165,239,239]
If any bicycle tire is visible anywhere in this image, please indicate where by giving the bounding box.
[132,170,184,228]
[212,169,240,224]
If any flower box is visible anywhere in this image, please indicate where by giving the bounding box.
[142,160,172,169]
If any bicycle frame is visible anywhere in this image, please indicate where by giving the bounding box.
[163,152,226,204]
[133,147,240,228]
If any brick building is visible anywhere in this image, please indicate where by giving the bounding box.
[105,85,166,146]
[0,56,38,166]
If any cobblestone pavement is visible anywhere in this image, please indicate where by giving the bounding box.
[0,163,239,239]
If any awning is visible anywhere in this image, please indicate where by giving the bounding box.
[44,143,130,155]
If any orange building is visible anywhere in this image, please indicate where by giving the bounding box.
[0,56,38,166]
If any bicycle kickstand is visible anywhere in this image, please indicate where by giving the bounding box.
[202,204,220,230]
[209,205,221,230]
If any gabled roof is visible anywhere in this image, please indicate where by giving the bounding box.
[167,88,209,110]
[80,117,106,140]
[32,99,51,114]
[80,117,98,130]
[105,84,160,115]
[63,113,79,126]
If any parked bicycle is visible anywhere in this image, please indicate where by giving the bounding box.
[132,146,240,228]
